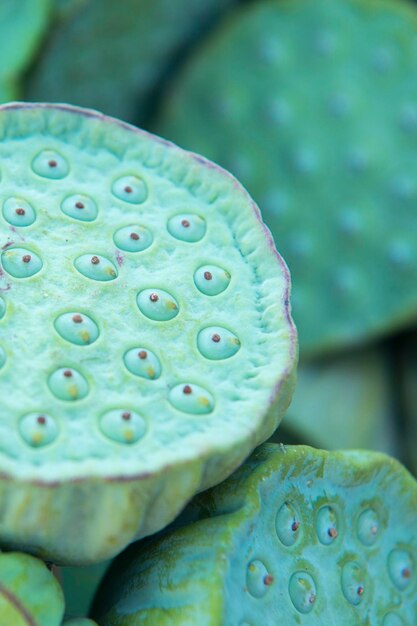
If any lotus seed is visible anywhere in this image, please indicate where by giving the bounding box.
[99,409,146,445]
[48,367,89,401]
[137,288,179,321]
[61,194,98,221]
[169,383,214,414]
[167,213,206,242]
[54,312,99,346]
[341,561,366,605]
[246,560,271,598]
[1,247,43,278]
[74,254,118,281]
[275,501,301,546]
[123,348,161,380]
[19,413,59,448]
[383,613,405,626]
[357,508,380,546]
[316,505,339,545]
[32,149,69,179]
[197,326,240,360]
[113,224,153,252]
[388,549,414,591]
[288,571,317,614]
[194,264,231,296]
[112,175,148,203]
[2,197,36,226]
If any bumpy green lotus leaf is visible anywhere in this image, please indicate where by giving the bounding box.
[0,1,52,102]
[0,103,296,565]
[275,347,399,453]
[26,0,237,124]
[0,551,64,625]
[62,561,110,618]
[92,443,417,625]
[156,0,417,356]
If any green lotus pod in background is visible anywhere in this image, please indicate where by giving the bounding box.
[62,561,110,619]
[92,443,417,625]
[26,0,237,124]
[156,0,417,357]
[0,1,52,102]
[274,347,400,455]
[0,551,64,625]
[0,102,296,565]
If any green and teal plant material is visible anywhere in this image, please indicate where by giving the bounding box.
[0,551,64,625]
[0,102,296,565]
[0,1,52,102]
[26,0,236,124]
[61,561,110,619]
[400,333,417,474]
[156,0,417,356]
[276,347,398,453]
[92,444,417,625]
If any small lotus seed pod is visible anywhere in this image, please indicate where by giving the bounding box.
[0,552,64,626]
[92,445,417,626]
[0,103,296,565]
[156,0,417,357]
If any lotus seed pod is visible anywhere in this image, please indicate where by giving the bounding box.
[92,444,417,625]
[26,0,238,123]
[0,103,296,565]
[0,551,64,625]
[0,1,52,102]
[156,0,417,357]
[275,347,399,453]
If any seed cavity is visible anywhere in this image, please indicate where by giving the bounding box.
[276,501,301,546]
[289,571,317,613]
[316,505,339,545]
[357,508,380,546]
[169,383,214,414]
[1,247,43,278]
[388,549,414,591]
[246,560,272,598]
[341,561,366,605]
[124,348,161,380]
[32,149,69,179]
[74,254,118,282]
[113,224,153,253]
[61,194,98,222]
[194,264,231,295]
[2,197,36,227]
[137,288,179,321]
[197,326,240,360]
[48,367,89,401]
[112,175,148,204]
[54,312,99,346]
[167,213,206,242]
[19,413,59,448]
[99,409,146,444]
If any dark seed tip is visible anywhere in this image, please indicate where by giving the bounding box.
[183,385,192,395]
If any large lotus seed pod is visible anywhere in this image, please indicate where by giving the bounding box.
[0,102,296,564]
[26,0,237,124]
[0,551,64,625]
[156,0,417,357]
[275,347,399,453]
[92,443,417,625]
[0,0,52,102]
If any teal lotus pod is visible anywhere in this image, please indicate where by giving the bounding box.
[0,1,52,102]
[0,103,296,564]
[0,551,64,625]
[26,0,237,123]
[92,444,417,625]
[62,561,110,618]
[156,0,417,357]
[274,347,399,454]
